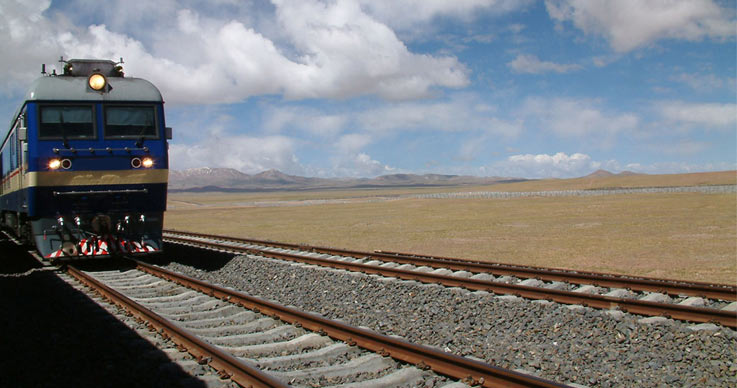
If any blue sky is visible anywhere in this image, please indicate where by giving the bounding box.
[1,0,735,178]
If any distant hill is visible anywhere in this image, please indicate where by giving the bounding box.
[168,168,525,192]
[585,169,643,178]
[617,171,639,176]
[168,168,736,192]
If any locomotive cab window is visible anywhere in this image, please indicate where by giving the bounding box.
[104,106,157,139]
[39,105,95,139]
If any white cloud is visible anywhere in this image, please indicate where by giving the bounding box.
[358,0,533,30]
[0,0,470,103]
[264,106,347,137]
[507,54,582,74]
[521,97,638,145]
[647,141,710,156]
[328,133,393,177]
[671,72,734,92]
[169,135,302,174]
[329,152,395,178]
[624,161,736,175]
[273,0,469,100]
[546,0,736,52]
[262,93,523,142]
[491,152,612,178]
[335,133,373,153]
[657,101,737,129]
[0,1,72,90]
[359,94,522,137]
[478,152,735,178]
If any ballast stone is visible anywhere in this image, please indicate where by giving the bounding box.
[604,289,634,298]
[638,316,672,325]
[606,310,625,320]
[573,285,603,294]
[517,278,544,288]
[470,273,494,281]
[544,281,568,291]
[678,297,705,307]
[640,292,672,303]
[688,323,720,332]
[430,268,454,276]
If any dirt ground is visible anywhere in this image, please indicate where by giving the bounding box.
[165,171,737,285]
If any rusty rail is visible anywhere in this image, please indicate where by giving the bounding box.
[163,229,737,301]
[164,233,737,328]
[130,259,567,388]
[66,265,289,388]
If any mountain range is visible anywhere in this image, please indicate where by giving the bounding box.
[168,167,527,192]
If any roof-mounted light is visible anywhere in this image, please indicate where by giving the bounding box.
[88,73,107,91]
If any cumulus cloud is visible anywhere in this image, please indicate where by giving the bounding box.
[335,133,373,153]
[359,94,522,137]
[327,133,395,177]
[0,0,470,103]
[490,152,614,178]
[521,97,638,146]
[331,152,396,177]
[273,0,469,100]
[264,92,522,141]
[624,161,736,175]
[546,0,736,52]
[358,0,534,30]
[0,0,73,90]
[264,106,347,137]
[476,152,734,178]
[169,135,302,174]
[507,54,582,74]
[657,101,737,129]
[671,72,733,92]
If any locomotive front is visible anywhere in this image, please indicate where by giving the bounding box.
[0,59,171,260]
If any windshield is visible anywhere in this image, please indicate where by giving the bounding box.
[105,106,157,138]
[39,106,94,139]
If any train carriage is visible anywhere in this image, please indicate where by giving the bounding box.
[0,58,171,260]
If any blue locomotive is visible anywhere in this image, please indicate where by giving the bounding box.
[0,58,171,260]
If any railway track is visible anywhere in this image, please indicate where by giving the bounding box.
[67,259,566,388]
[163,230,737,328]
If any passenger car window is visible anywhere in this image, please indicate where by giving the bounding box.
[105,106,157,138]
[39,106,94,139]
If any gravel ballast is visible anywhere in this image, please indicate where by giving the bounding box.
[156,246,737,388]
[0,235,233,388]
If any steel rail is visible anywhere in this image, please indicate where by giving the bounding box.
[163,229,737,301]
[372,250,737,300]
[164,234,737,328]
[132,259,567,388]
[66,265,289,388]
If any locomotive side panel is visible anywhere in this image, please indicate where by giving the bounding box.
[1,114,27,235]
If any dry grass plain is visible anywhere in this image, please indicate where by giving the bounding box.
[165,171,737,285]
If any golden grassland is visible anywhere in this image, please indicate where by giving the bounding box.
[165,171,737,284]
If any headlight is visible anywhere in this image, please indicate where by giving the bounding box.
[48,158,61,170]
[131,157,153,168]
[88,73,107,91]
